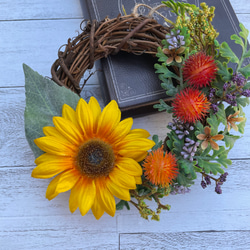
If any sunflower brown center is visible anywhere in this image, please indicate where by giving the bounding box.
[76,139,115,179]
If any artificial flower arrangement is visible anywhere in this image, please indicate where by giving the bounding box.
[24,1,250,221]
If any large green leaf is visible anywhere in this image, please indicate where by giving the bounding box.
[23,64,80,158]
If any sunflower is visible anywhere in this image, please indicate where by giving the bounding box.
[142,146,178,187]
[32,97,155,219]
[172,88,210,123]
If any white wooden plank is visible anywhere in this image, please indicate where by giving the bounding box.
[117,160,250,233]
[1,160,249,227]
[0,88,250,167]
[230,0,250,14]
[0,217,118,249]
[120,231,250,250]
[0,0,85,20]
[0,0,248,22]
[0,19,100,88]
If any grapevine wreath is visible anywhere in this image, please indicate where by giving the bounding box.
[24,1,250,220]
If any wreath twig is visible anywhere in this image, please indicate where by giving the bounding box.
[51,14,172,95]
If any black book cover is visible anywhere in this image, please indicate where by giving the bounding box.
[85,0,250,116]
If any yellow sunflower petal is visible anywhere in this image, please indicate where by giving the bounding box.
[62,104,80,129]
[109,118,133,144]
[43,126,69,143]
[133,151,149,162]
[97,100,121,137]
[32,157,73,179]
[134,176,142,184]
[126,128,150,139]
[53,116,82,145]
[118,139,155,156]
[96,178,116,217]
[34,136,76,156]
[116,157,142,176]
[46,174,61,200]
[109,167,136,189]
[54,169,80,194]
[35,153,57,165]
[88,97,101,133]
[69,179,82,213]
[91,195,105,220]
[106,179,131,201]
[76,98,94,136]
[78,177,96,216]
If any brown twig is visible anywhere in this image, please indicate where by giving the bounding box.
[51,14,171,95]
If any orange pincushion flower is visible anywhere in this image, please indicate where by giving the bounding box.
[183,52,217,88]
[143,146,178,187]
[172,88,210,123]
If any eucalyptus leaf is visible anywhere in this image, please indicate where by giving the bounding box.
[23,64,80,158]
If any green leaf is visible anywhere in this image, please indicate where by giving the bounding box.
[116,200,130,210]
[236,96,250,107]
[176,172,194,186]
[216,103,227,126]
[224,134,241,149]
[178,159,197,179]
[238,119,246,134]
[243,81,250,90]
[239,64,250,78]
[197,157,224,175]
[216,61,232,81]
[152,135,163,150]
[155,63,180,81]
[202,160,224,175]
[220,41,239,64]
[239,23,249,41]
[216,154,232,168]
[207,113,220,135]
[231,34,244,49]
[153,99,173,113]
[24,64,80,158]
[243,49,250,59]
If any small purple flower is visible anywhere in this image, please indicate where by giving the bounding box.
[211,103,219,114]
[215,183,222,194]
[201,180,207,189]
[232,74,246,87]
[242,89,250,97]
[225,94,237,106]
[205,176,211,185]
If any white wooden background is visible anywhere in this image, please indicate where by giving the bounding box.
[0,0,250,249]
